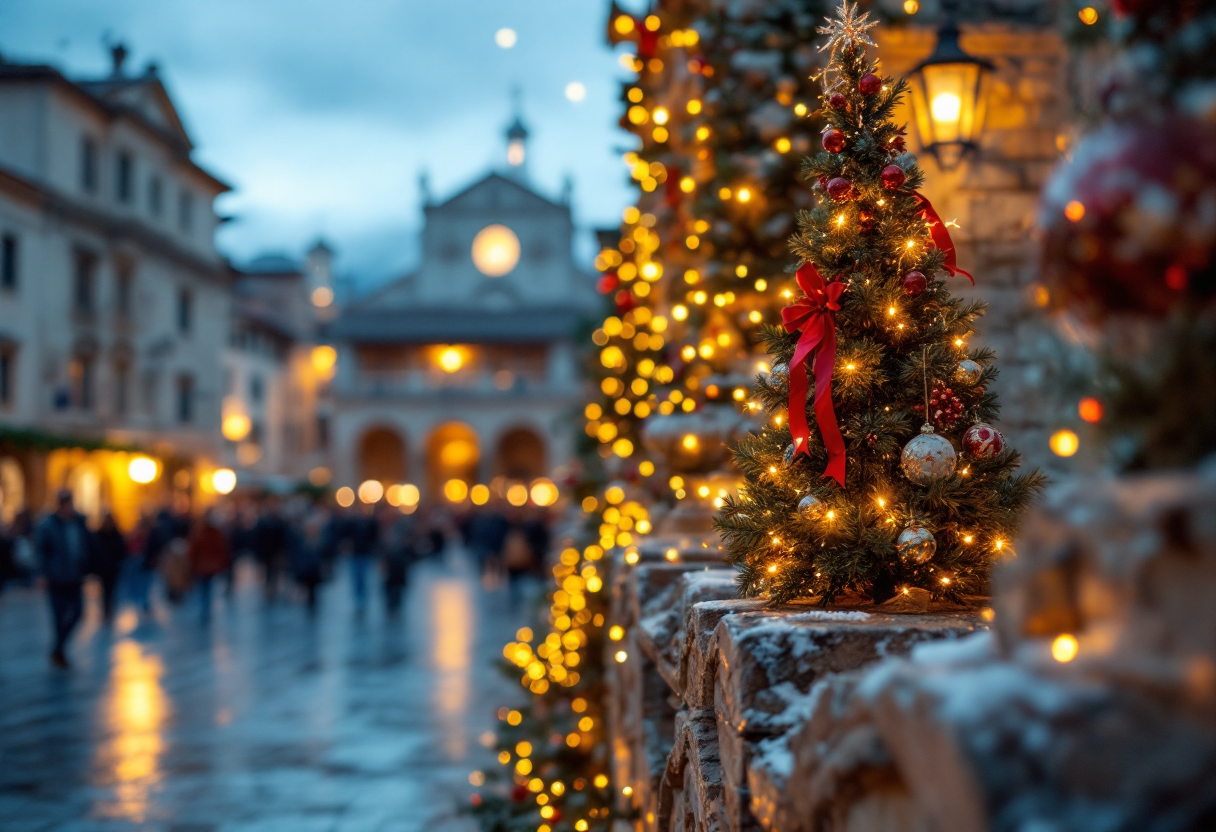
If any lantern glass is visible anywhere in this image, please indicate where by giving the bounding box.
[908,26,992,170]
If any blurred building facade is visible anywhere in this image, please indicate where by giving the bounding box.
[0,46,231,526]
[324,119,598,499]
[222,242,334,489]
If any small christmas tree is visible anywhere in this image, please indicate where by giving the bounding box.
[716,2,1044,606]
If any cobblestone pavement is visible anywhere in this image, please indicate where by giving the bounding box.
[0,552,529,832]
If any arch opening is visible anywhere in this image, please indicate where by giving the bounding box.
[358,425,408,486]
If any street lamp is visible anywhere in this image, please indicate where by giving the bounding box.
[907,5,993,170]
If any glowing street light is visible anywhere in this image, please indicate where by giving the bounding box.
[907,2,993,170]
[128,456,159,484]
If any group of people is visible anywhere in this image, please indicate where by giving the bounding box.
[0,490,455,668]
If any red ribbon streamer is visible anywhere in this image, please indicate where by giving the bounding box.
[781,263,847,487]
[911,192,974,284]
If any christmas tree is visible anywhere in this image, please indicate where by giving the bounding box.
[716,2,1045,606]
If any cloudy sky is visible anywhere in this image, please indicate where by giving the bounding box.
[0,0,640,287]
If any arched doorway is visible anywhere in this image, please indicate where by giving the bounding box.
[427,423,479,500]
[358,425,408,484]
[495,426,547,482]
[0,457,25,524]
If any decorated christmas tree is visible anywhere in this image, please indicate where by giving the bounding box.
[716,2,1045,606]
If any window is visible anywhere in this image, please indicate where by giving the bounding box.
[176,374,194,423]
[1,234,16,290]
[115,264,134,318]
[148,175,163,217]
[249,374,263,403]
[114,363,129,416]
[116,151,133,203]
[0,351,12,406]
[73,250,97,315]
[178,190,193,233]
[177,289,192,334]
[71,355,95,410]
[81,136,98,193]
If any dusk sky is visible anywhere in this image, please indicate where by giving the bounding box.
[0,0,642,288]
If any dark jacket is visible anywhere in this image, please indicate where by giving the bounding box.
[35,512,98,584]
[93,527,128,580]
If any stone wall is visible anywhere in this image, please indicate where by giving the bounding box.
[605,465,1216,831]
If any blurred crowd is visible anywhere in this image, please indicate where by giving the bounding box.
[0,489,553,668]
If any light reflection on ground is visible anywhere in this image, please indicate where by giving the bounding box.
[0,550,528,831]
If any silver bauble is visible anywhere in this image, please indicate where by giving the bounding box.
[769,363,789,385]
[783,443,798,466]
[896,525,936,564]
[797,494,823,518]
[957,359,983,386]
[900,424,957,485]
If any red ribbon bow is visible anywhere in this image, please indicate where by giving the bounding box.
[781,263,847,487]
[911,192,974,284]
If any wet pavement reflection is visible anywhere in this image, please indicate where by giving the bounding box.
[0,551,527,831]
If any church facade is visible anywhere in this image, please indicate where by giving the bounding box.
[324,124,599,501]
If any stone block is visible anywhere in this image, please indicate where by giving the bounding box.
[705,609,984,830]
[658,709,727,832]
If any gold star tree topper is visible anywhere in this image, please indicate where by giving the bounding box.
[815,1,879,92]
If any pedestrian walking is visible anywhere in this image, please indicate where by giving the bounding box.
[290,513,326,613]
[93,512,127,624]
[35,490,97,667]
[348,505,379,613]
[380,507,415,615]
[253,500,290,602]
[187,510,231,623]
[137,508,176,613]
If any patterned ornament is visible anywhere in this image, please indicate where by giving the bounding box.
[962,422,1005,460]
[826,176,853,201]
[915,385,965,430]
[902,270,927,296]
[823,128,846,153]
[858,72,882,96]
[783,443,798,466]
[956,359,983,386]
[798,494,824,518]
[880,164,906,189]
[769,362,789,385]
[901,424,957,485]
[896,525,937,564]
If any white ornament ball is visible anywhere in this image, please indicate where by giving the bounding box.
[783,443,798,466]
[901,425,957,485]
[957,359,983,386]
[896,525,937,564]
[769,363,789,385]
[797,494,823,518]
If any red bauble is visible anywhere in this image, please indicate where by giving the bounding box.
[859,73,882,96]
[1039,117,1216,319]
[823,129,846,154]
[548,809,563,823]
[597,273,619,294]
[828,93,847,111]
[902,270,927,296]
[826,177,853,201]
[962,422,1005,460]
[880,164,906,190]
[511,784,529,803]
